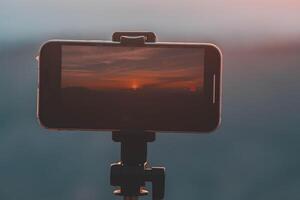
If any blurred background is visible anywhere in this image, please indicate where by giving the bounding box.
[0,0,300,199]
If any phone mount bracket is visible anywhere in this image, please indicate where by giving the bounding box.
[112,31,157,44]
[110,32,165,200]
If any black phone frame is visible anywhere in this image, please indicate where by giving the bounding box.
[38,34,222,133]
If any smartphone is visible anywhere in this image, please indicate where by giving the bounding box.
[38,40,222,133]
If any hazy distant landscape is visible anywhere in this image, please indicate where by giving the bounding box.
[1,38,299,200]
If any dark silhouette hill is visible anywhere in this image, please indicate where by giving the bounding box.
[58,86,207,130]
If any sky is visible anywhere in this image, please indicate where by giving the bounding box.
[1,0,300,45]
[62,46,204,91]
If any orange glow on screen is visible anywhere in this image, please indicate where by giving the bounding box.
[131,80,139,90]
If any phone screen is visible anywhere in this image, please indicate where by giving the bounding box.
[59,45,206,131]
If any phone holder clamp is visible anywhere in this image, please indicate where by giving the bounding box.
[112,31,157,45]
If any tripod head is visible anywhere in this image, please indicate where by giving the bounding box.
[110,131,165,200]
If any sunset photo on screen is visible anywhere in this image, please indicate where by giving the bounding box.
[60,45,206,130]
[62,46,204,92]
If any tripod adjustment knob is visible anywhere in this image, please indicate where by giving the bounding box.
[145,167,165,200]
[110,163,122,186]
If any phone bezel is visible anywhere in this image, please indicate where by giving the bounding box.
[38,40,222,133]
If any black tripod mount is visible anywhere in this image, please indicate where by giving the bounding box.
[110,131,165,200]
[109,32,165,200]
